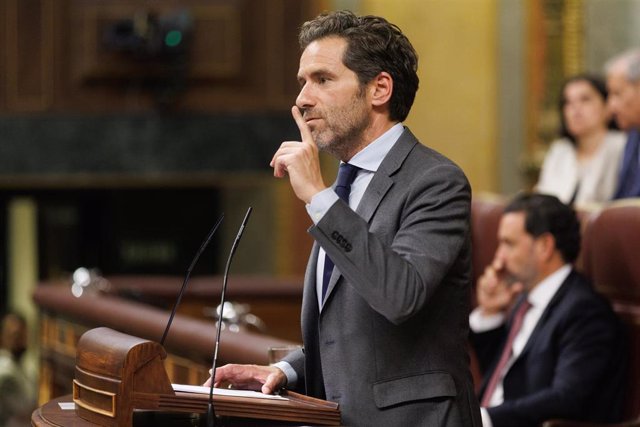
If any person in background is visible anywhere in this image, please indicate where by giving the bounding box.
[470,193,625,427]
[606,49,640,199]
[205,10,481,426]
[535,74,626,205]
[0,312,36,427]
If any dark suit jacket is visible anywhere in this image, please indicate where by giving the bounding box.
[614,129,640,199]
[471,270,626,427]
[283,128,482,426]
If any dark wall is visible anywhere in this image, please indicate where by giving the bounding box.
[0,112,301,280]
[0,113,298,175]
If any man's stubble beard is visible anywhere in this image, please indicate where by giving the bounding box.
[312,88,371,161]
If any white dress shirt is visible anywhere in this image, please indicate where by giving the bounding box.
[470,264,572,427]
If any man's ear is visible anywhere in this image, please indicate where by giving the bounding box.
[370,71,393,107]
[535,232,557,262]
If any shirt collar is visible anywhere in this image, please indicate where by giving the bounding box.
[346,123,404,172]
[528,264,572,309]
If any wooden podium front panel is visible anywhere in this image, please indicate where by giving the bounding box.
[33,395,342,427]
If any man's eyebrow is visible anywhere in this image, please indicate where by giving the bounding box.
[298,68,335,83]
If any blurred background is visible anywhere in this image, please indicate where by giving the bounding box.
[1,0,640,412]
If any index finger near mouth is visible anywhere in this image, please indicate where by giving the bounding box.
[291,106,314,144]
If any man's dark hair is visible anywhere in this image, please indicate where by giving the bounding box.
[298,10,419,122]
[504,193,581,263]
[558,73,619,144]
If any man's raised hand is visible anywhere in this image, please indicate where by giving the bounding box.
[269,106,326,203]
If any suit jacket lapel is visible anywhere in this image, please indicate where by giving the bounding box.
[356,128,416,222]
[517,271,576,358]
[322,128,419,303]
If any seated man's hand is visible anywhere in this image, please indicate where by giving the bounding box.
[476,258,524,316]
[203,364,287,395]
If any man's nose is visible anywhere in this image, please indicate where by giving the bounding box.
[296,84,314,109]
[494,247,507,266]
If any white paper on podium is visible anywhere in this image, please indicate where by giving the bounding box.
[58,402,76,410]
[172,384,287,401]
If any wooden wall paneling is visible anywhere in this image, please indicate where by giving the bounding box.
[0,0,317,112]
[71,2,242,82]
[0,0,6,109]
[182,0,266,111]
[283,0,320,105]
[189,4,242,79]
[260,0,318,109]
[179,0,301,112]
[58,0,308,112]
[51,0,70,111]
[64,0,242,111]
[263,0,287,105]
[54,0,316,112]
[4,0,54,111]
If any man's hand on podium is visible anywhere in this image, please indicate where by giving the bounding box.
[203,364,287,395]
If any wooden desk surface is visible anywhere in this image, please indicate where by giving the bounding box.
[32,395,200,427]
[32,395,92,427]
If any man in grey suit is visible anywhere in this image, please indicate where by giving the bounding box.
[206,10,481,426]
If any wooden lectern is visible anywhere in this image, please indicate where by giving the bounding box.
[72,327,340,426]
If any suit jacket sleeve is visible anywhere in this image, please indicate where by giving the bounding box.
[310,158,471,325]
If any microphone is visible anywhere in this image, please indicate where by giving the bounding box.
[160,214,224,346]
[206,207,253,427]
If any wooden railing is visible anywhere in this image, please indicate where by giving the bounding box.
[33,281,302,404]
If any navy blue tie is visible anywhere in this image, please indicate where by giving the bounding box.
[321,163,360,301]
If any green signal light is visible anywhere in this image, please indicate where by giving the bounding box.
[165,30,182,47]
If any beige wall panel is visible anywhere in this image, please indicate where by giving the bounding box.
[361,0,499,193]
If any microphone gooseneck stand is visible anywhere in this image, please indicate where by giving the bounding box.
[160,214,225,347]
[207,207,253,427]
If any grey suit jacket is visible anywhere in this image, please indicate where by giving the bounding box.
[284,128,481,426]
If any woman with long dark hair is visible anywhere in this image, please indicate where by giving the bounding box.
[536,74,626,205]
